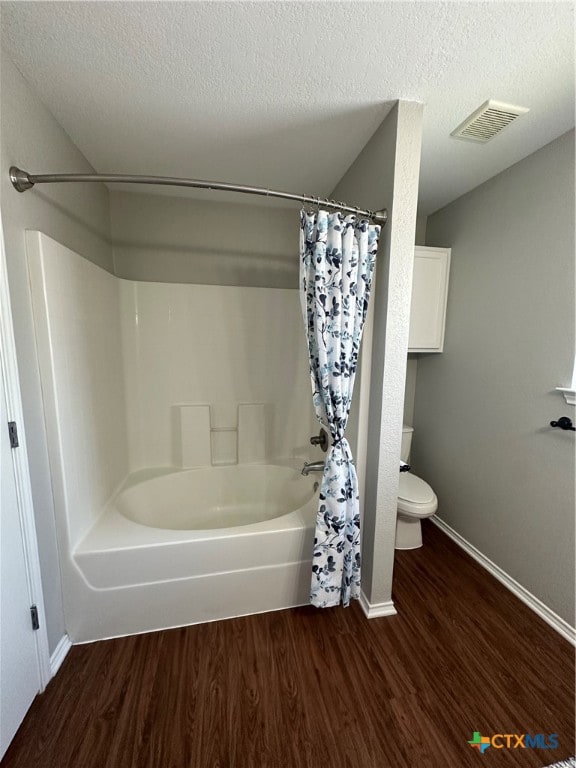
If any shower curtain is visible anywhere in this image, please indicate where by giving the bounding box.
[300,210,380,607]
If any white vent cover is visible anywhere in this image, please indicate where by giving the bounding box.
[451,100,529,143]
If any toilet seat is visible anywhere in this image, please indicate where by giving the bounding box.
[397,473,438,517]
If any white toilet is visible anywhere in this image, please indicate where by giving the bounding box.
[395,425,438,550]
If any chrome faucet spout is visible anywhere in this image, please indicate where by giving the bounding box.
[301,460,325,476]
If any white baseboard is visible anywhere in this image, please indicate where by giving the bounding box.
[359,591,397,619]
[431,517,576,647]
[50,634,72,677]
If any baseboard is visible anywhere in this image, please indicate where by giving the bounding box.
[359,591,397,619]
[431,517,576,647]
[50,634,72,677]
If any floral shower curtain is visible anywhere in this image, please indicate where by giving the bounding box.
[300,210,380,608]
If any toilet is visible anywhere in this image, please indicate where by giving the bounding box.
[395,426,438,550]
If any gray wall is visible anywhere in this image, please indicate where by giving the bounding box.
[111,191,300,288]
[400,212,426,428]
[415,130,575,625]
[332,100,423,608]
[414,214,427,246]
[403,357,418,426]
[1,48,112,652]
[111,194,429,290]
[399,213,427,429]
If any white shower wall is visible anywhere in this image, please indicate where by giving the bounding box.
[27,232,317,552]
[120,281,317,471]
[26,233,129,549]
[26,232,320,640]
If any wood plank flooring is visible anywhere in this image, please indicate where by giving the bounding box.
[3,521,574,768]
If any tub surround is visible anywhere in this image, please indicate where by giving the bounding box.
[237,404,268,464]
[172,403,269,468]
[26,231,320,642]
[119,276,316,472]
[26,232,128,551]
[173,405,211,467]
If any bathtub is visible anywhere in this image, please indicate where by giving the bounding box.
[115,464,317,530]
[71,464,319,641]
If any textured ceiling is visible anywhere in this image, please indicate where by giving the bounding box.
[0,1,574,214]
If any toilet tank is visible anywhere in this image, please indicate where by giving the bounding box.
[401,425,414,463]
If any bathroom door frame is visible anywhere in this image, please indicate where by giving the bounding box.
[0,211,51,699]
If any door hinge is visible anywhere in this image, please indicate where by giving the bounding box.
[8,421,19,448]
[30,605,40,631]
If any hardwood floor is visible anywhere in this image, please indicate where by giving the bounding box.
[3,522,574,768]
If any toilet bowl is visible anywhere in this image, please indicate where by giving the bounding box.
[395,472,438,549]
[395,426,438,550]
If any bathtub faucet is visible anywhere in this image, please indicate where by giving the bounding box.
[301,461,325,476]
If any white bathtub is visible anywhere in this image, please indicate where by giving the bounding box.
[115,464,317,530]
[71,464,319,640]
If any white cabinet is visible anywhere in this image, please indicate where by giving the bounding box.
[408,246,451,353]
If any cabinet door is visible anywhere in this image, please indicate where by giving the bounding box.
[408,247,450,352]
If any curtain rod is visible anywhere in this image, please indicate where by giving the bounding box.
[9,166,388,226]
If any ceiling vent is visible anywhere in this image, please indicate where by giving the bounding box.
[451,100,529,143]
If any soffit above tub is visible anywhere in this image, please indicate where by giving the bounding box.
[0,1,574,215]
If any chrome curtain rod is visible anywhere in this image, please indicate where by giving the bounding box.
[9,166,388,226]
